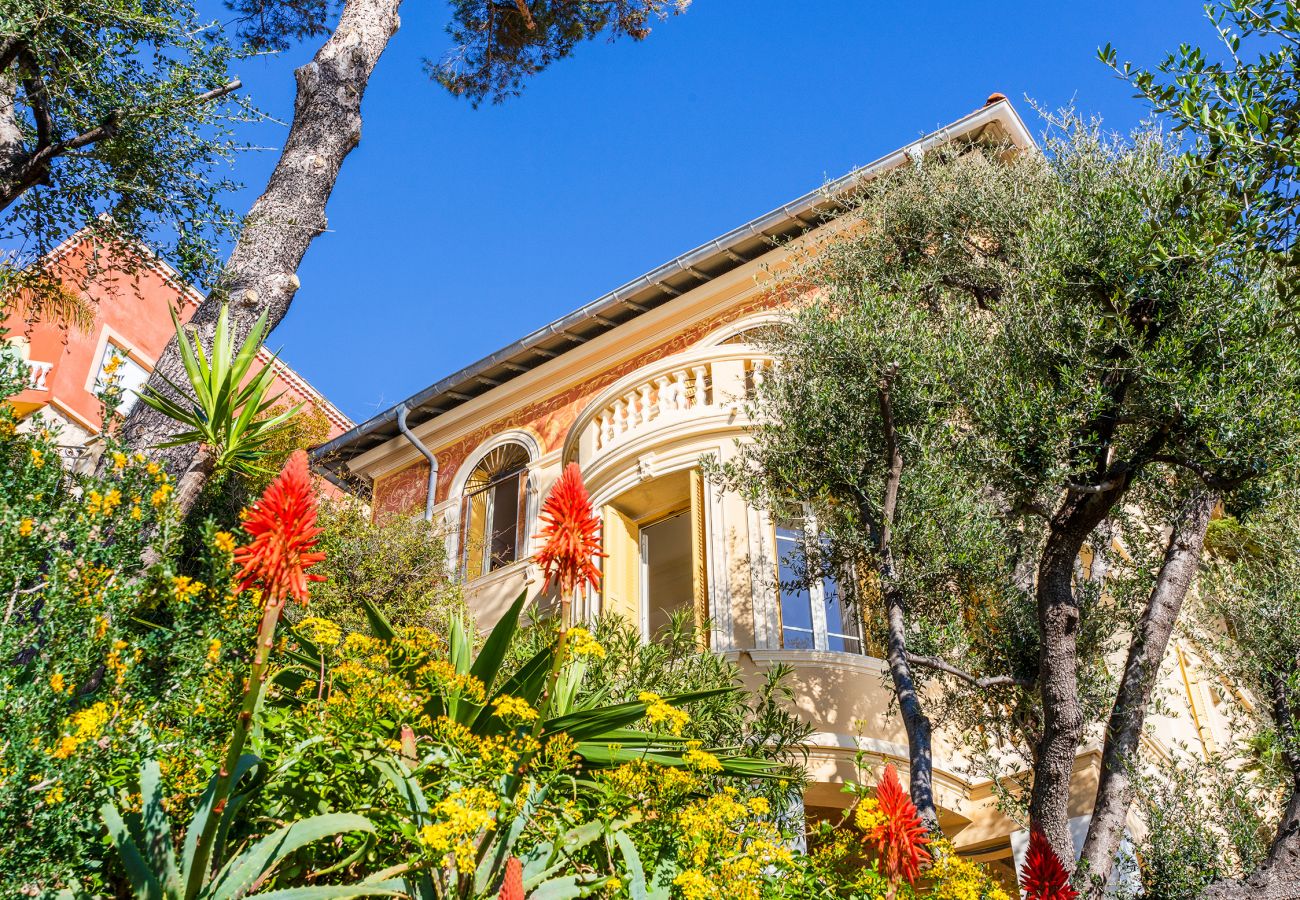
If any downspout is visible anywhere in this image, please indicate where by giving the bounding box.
[396,404,438,522]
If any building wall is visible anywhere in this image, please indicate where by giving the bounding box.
[3,234,351,454]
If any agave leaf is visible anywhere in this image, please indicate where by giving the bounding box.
[360,597,396,643]
[138,760,180,891]
[468,590,527,696]
[206,813,376,900]
[182,754,261,885]
[101,802,165,900]
[242,886,401,899]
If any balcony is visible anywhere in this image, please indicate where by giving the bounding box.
[564,345,772,476]
[27,360,53,391]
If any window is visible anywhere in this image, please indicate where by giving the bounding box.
[460,443,530,580]
[775,522,861,653]
[94,343,150,414]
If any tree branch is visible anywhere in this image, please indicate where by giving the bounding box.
[906,651,1034,689]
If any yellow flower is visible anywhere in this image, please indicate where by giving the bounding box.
[748,796,770,816]
[17,518,33,537]
[205,638,222,666]
[674,869,712,900]
[683,740,722,773]
[172,576,203,604]
[298,617,343,648]
[102,354,122,376]
[639,691,690,734]
[854,796,886,833]
[130,504,142,520]
[49,701,115,759]
[93,615,109,640]
[213,531,237,554]
[44,784,65,805]
[567,626,606,659]
[146,461,161,476]
[150,483,173,507]
[417,785,498,862]
[29,448,44,469]
[49,673,67,693]
[112,451,127,470]
[492,694,540,723]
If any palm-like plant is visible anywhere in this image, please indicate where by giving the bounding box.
[136,303,300,517]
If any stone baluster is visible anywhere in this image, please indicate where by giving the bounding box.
[638,383,654,424]
[672,370,688,410]
[691,365,708,408]
[652,376,670,420]
[628,390,643,427]
[614,398,628,437]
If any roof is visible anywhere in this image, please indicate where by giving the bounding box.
[312,97,1034,496]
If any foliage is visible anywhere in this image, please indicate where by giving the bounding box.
[301,498,466,634]
[1130,751,1274,899]
[434,0,691,105]
[0,0,245,289]
[1101,0,1300,256]
[0,352,250,894]
[137,303,300,478]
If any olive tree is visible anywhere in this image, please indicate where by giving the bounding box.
[734,119,1300,877]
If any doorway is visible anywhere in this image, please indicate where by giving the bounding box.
[640,511,694,638]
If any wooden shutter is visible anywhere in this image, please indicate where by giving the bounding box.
[601,505,640,626]
[689,469,709,650]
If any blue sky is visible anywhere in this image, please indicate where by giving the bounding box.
[218,0,1211,424]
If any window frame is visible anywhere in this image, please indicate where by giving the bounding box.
[456,438,535,582]
[773,513,861,654]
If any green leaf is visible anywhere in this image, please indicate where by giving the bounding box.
[206,814,377,900]
[101,802,165,900]
[469,590,528,695]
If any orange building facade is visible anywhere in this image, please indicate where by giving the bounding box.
[3,231,351,462]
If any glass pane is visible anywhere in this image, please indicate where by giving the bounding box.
[463,490,488,580]
[823,574,862,654]
[776,526,814,650]
[488,472,521,571]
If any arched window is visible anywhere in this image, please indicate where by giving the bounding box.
[461,442,530,580]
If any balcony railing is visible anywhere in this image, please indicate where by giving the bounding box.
[566,346,773,469]
[27,360,53,391]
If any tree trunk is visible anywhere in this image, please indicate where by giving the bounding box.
[173,445,217,520]
[1030,482,1131,868]
[117,0,402,475]
[883,581,939,831]
[1201,673,1300,900]
[1077,491,1217,897]
[873,365,938,829]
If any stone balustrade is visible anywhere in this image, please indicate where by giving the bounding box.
[27,360,53,391]
[567,346,774,470]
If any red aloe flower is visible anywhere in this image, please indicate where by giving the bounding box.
[499,856,523,900]
[867,763,931,886]
[534,462,604,597]
[233,450,326,606]
[1020,830,1078,900]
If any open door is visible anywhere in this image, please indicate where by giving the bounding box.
[601,505,640,625]
[689,469,710,649]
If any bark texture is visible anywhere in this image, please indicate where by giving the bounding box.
[118,0,402,471]
[1077,491,1217,897]
[1030,478,1133,867]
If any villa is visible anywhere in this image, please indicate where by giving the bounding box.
[311,96,1235,885]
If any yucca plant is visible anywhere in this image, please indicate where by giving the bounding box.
[136,303,300,517]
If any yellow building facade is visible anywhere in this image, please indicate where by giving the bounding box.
[313,97,1239,885]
